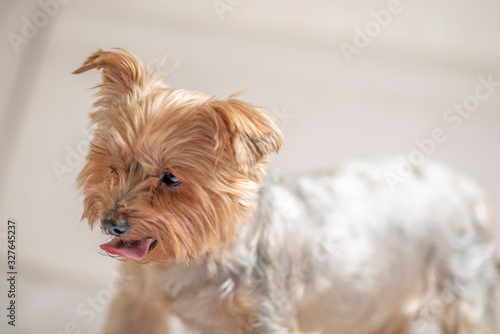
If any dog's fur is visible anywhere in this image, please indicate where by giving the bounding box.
[75,49,498,334]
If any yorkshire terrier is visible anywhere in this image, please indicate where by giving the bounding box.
[74,49,498,334]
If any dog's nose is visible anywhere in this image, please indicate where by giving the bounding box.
[100,217,129,237]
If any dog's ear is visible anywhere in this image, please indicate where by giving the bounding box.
[72,48,147,89]
[208,96,284,173]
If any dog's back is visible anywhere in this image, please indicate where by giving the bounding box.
[254,158,498,333]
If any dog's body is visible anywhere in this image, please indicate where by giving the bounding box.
[105,161,498,334]
[74,49,498,334]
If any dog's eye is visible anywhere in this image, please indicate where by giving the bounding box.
[161,172,181,187]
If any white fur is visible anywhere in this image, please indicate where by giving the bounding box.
[107,158,498,334]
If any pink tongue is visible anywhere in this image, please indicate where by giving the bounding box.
[100,238,153,260]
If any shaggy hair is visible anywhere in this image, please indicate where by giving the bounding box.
[75,49,498,334]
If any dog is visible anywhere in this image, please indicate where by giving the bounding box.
[74,48,498,334]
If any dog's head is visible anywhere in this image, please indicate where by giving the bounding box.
[74,49,283,263]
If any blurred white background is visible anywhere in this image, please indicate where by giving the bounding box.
[1,0,499,333]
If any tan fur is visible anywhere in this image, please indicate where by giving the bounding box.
[75,48,283,263]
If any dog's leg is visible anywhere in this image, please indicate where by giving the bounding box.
[373,317,411,334]
[437,248,498,334]
[246,289,303,334]
[102,262,170,334]
[438,281,497,334]
[433,186,499,334]
[102,289,169,334]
